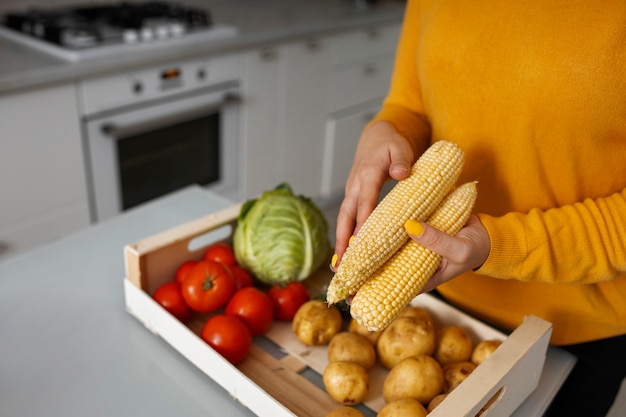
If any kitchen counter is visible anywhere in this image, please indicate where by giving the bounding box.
[0,0,406,94]
[0,185,575,417]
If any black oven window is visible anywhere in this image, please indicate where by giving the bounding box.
[117,113,220,210]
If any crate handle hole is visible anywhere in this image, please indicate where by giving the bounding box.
[188,224,234,252]
[475,386,506,416]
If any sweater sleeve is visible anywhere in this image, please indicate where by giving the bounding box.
[477,187,626,284]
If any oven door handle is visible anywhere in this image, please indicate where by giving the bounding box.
[100,92,240,139]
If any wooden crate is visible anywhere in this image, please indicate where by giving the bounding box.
[123,204,552,417]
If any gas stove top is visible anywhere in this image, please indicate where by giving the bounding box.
[0,1,238,62]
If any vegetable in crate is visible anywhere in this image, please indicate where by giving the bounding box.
[326,140,465,305]
[233,183,331,285]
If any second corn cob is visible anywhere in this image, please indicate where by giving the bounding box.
[326,140,464,305]
[349,181,478,331]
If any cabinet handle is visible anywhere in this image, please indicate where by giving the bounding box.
[259,47,278,62]
[363,64,377,76]
[305,39,321,52]
[366,28,380,40]
[101,91,240,139]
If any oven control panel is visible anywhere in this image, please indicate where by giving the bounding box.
[78,53,240,117]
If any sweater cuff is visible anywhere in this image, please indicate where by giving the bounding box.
[475,212,529,279]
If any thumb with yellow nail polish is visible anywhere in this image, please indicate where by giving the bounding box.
[404,219,425,238]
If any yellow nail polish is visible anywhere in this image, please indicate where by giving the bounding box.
[405,219,424,237]
[330,253,338,269]
[348,235,355,246]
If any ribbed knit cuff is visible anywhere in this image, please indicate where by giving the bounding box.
[475,212,529,279]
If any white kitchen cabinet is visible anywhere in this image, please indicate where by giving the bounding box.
[0,83,90,260]
[320,97,382,200]
[240,45,286,199]
[239,22,400,202]
[320,23,400,202]
[280,38,331,198]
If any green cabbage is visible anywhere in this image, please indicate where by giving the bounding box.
[233,183,332,285]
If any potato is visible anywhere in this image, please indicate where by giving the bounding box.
[471,339,502,365]
[292,300,343,346]
[323,361,369,405]
[433,325,474,366]
[377,398,428,417]
[325,406,364,417]
[376,316,436,369]
[348,318,382,345]
[442,361,477,393]
[383,355,444,405]
[397,306,433,323]
[427,393,448,412]
[328,332,376,370]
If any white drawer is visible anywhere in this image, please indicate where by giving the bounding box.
[328,23,401,66]
[328,57,394,113]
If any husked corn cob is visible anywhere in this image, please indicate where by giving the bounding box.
[326,140,464,305]
[349,181,478,331]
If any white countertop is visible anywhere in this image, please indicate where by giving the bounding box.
[0,185,575,417]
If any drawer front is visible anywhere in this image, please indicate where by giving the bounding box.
[328,58,394,113]
[321,99,382,199]
[328,23,401,66]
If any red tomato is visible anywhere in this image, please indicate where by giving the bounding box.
[225,287,274,336]
[180,260,235,313]
[230,265,254,290]
[153,281,192,322]
[203,242,237,267]
[175,260,197,284]
[268,282,310,321]
[201,314,252,365]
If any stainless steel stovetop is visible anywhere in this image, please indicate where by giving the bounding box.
[0,1,238,62]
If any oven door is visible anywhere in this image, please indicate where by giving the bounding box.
[84,82,240,222]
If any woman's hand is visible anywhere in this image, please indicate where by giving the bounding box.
[333,121,417,266]
[405,215,491,293]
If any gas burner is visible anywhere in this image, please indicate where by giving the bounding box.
[0,1,238,61]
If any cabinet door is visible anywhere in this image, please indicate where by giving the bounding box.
[280,38,330,197]
[0,83,90,259]
[320,98,382,200]
[240,46,285,199]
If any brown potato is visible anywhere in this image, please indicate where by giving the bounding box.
[323,361,369,405]
[383,355,444,405]
[377,398,428,417]
[325,406,364,417]
[328,332,377,370]
[348,318,382,345]
[433,325,474,366]
[442,361,477,393]
[427,393,448,412]
[471,339,502,365]
[292,300,343,346]
[376,316,436,369]
[397,306,433,323]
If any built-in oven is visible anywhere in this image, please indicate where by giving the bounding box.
[80,54,241,222]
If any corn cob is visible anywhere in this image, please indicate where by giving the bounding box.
[326,140,464,305]
[350,181,478,331]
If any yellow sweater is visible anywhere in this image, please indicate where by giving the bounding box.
[374,0,626,345]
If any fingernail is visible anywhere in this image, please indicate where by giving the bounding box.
[405,219,424,237]
[348,235,355,246]
[330,253,338,270]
